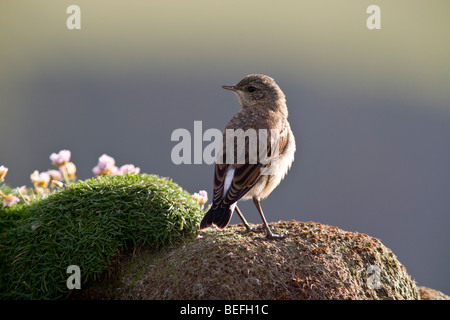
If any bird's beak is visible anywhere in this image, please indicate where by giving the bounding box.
[221,85,237,91]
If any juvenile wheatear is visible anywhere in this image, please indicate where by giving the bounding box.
[200,74,296,239]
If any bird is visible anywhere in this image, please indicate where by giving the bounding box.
[200,74,296,239]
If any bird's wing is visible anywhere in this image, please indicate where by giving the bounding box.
[211,128,268,209]
[212,153,266,209]
[211,161,228,208]
[217,124,291,206]
[221,161,266,206]
[212,118,291,207]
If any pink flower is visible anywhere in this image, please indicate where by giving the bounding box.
[192,190,208,209]
[119,164,140,175]
[2,194,20,208]
[111,166,120,175]
[30,170,51,188]
[60,162,77,180]
[199,190,208,199]
[46,169,62,181]
[13,186,28,195]
[12,186,30,203]
[51,180,64,189]
[50,150,71,167]
[93,154,116,176]
[0,165,8,182]
[92,166,103,176]
[98,154,115,171]
[92,154,141,177]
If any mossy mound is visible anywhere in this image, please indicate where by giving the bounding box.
[77,220,421,300]
[0,174,202,299]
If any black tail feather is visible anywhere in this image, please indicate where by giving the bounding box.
[200,205,233,230]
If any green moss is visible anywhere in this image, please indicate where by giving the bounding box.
[0,174,202,299]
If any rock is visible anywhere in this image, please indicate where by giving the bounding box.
[76,220,431,300]
[418,286,450,300]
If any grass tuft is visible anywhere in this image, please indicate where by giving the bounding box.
[0,174,202,299]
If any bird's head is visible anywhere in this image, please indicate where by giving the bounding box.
[222,74,286,109]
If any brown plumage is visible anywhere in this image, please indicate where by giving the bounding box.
[200,74,296,239]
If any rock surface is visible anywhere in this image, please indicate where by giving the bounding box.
[75,220,449,300]
[418,286,450,300]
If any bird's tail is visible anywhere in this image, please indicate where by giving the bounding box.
[200,204,234,230]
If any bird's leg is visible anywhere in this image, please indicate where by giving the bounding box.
[252,197,286,239]
[234,205,254,233]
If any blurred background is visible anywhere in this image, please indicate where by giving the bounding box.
[1,1,449,294]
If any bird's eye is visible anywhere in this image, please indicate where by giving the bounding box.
[247,86,256,92]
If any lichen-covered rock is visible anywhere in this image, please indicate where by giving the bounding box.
[79,220,422,300]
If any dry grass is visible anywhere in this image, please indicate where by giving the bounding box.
[74,220,432,300]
